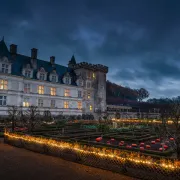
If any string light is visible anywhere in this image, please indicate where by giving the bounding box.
[4,132,180,171]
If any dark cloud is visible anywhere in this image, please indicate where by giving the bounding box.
[1,0,180,98]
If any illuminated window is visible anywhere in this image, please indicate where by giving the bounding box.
[78,91,82,98]
[92,73,96,79]
[2,64,8,73]
[0,80,8,90]
[38,86,44,94]
[24,84,30,93]
[64,101,69,108]
[38,99,43,107]
[51,75,56,82]
[0,96,6,106]
[77,101,82,109]
[51,99,55,108]
[50,87,56,96]
[64,89,70,97]
[89,105,93,111]
[25,70,31,78]
[87,92,91,99]
[23,98,30,107]
[39,73,45,80]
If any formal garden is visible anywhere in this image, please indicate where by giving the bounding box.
[1,103,180,180]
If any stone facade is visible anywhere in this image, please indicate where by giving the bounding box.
[0,39,108,116]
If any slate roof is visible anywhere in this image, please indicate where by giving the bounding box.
[0,39,77,86]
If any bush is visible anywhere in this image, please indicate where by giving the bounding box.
[77,115,82,120]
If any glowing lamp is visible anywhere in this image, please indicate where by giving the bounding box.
[140,147,144,150]
[96,137,102,142]
[151,141,155,144]
[170,138,174,141]
[159,148,163,151]
[146,145,151,148]
[132,144,137,147]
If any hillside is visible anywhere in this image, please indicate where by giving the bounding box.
[106,80,138,105]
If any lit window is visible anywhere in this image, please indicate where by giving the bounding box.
[64,89,70,97]
[87,82,91,88]
[65,77,70,84]
[0,96,6,106]
[39,73,45,80]
[50,87,56,96]
[38,99,43,107]
[64,101,69,108]
[2,64,8,73]
[0,80,8,90]
[87,92,91,99]
[38,86,44,94]
[51,100,55,108]
[23,98,30,107]
[52,75,56,82]
[78,91,82,98]
[77,101,82,109]
[92,73,96,79]
[90,105,93,111]
[25,70,31,78]
[24,84,30,93]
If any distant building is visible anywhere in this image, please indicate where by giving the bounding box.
[0,38,108,116]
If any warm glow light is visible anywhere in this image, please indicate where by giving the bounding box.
[4,132,180,171]
[0,80,8,90]
[38,85,44,94]
[50,87,56,96]
[64,101,69,108]
[64,89,70,97]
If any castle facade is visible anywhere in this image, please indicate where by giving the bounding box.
[0,38,108,116]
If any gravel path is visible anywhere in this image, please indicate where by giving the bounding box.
[0,139,137,180]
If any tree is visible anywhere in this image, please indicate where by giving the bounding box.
[158,99,180,159]
[136,88,149,102]
[25,106,40,132]
[7,106,20,132]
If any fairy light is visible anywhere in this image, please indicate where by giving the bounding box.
[4,132,180,171]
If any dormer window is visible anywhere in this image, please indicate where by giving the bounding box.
[2,64,8,73]
[39,73,45,80]
[52,75,56,82]
[37,67,47,81]
[25,70,31,78]
[65,77,70,84]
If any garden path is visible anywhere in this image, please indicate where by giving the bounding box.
[0,138,137,180]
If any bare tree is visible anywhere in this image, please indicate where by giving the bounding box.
[7,106,20,132]
[25,106,40,133]
[159,100,180,159]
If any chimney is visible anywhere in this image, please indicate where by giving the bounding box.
[31,48,38,59]
[10,44,17,54]
[50,56,55,65]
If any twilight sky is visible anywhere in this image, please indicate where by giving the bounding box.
[1,0,180,99]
